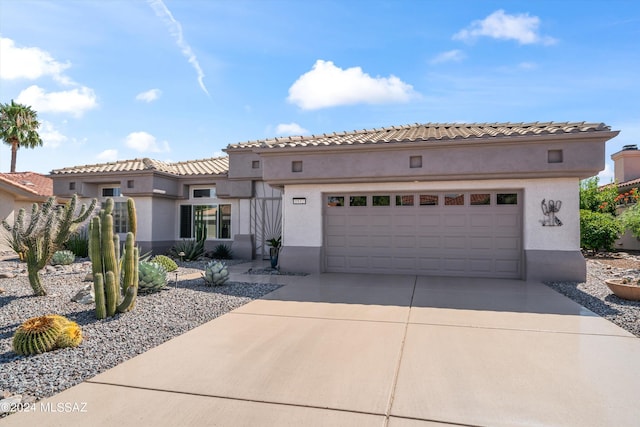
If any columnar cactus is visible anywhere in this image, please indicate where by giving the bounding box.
[202,260,229,286]
[89,198,139,319]
[1,195,96,296]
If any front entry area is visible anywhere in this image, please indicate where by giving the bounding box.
[324,190,523,278]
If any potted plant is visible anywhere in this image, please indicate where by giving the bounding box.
[266,236,281,269]
[604,277,640,301]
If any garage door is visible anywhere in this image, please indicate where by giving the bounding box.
[324,191,522,278]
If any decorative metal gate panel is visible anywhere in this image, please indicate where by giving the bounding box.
[250,183,282,260]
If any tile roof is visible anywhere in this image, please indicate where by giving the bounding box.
[50,157,229,176]
[0,172,53,197]
[227,121,613,150]
[617,178,640,189]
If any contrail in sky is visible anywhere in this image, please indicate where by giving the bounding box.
[147,0,210,96]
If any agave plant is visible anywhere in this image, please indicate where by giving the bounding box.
[202,260,229,286]
[51,250,76,266]
[170,239,204,261]
[210,243,233,260]
[138,261,168,293]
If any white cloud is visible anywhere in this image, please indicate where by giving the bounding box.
[0,37,73,84]
[453,10,557,45]
[430,49,466,64]
[147,0,209,96]
[287,60,418,110]
[97,149,118,162]
[518,62,537,69]
[16,85,98,117]
[39,121,67,148]
[136,88,162,102]
[275,123,309,136]
[125,131,170,153]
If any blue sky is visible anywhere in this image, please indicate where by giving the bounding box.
[0,0,638,181]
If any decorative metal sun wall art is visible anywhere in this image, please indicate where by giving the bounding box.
[541,199,562,226]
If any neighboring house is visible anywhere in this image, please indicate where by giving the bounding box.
[50,121,619,282]
[610,144,640,251]
[50,157,282,261]
[0,172,53,253]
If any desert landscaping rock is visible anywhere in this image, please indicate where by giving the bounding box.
[71,284,94,304]
[545,253,640,338]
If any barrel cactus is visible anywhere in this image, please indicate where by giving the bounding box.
[151,254,178,272]
[51,249,76,266]
[12,314,82,356]
[203,260,229,286]
[56,321,83,349]
[138,261,168,293]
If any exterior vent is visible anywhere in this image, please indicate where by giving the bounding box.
[622,144,638,151]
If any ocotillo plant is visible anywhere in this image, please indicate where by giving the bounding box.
[1,195,96,296]
[89,198,139,319]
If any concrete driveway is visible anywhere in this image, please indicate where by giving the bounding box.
[3,269,640,426]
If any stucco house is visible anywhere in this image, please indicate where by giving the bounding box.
[0,172,54,253]
[49,121,619,282]
[610,144,640,250]
[50,157,282,261]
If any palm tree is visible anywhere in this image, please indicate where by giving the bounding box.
[0,100,43,173]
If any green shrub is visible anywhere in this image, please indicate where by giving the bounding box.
[211,243,233,260]
[580,209,622,252]
[51,250,75,266]
[170,239,204,261]
[151,254,178,272]
[64,227,89,258]
[579,177,618,214]
[619,202,640,239]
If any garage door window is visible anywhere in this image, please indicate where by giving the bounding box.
[445,193,464,205]
[497,193,518,205]
[471,194,491,205]
[328,196,345,207]
[350,196,367,206]
[372,195,391,206]
[396,195,414,206]
[419,194,439,206]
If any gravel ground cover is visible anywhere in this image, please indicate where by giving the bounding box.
[544,254,640,338]
[0,258,279,409]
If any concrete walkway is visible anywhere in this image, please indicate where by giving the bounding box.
[3,264,640,426]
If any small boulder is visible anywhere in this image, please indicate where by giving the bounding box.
[72,284,94,304]
[0,272,15,279]
[0,394,22,414]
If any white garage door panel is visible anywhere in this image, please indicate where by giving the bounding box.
[324,191,522,278]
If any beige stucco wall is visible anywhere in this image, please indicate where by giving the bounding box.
[281,177,580,252]
[0,194,46,254]
[0,192,15,253]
